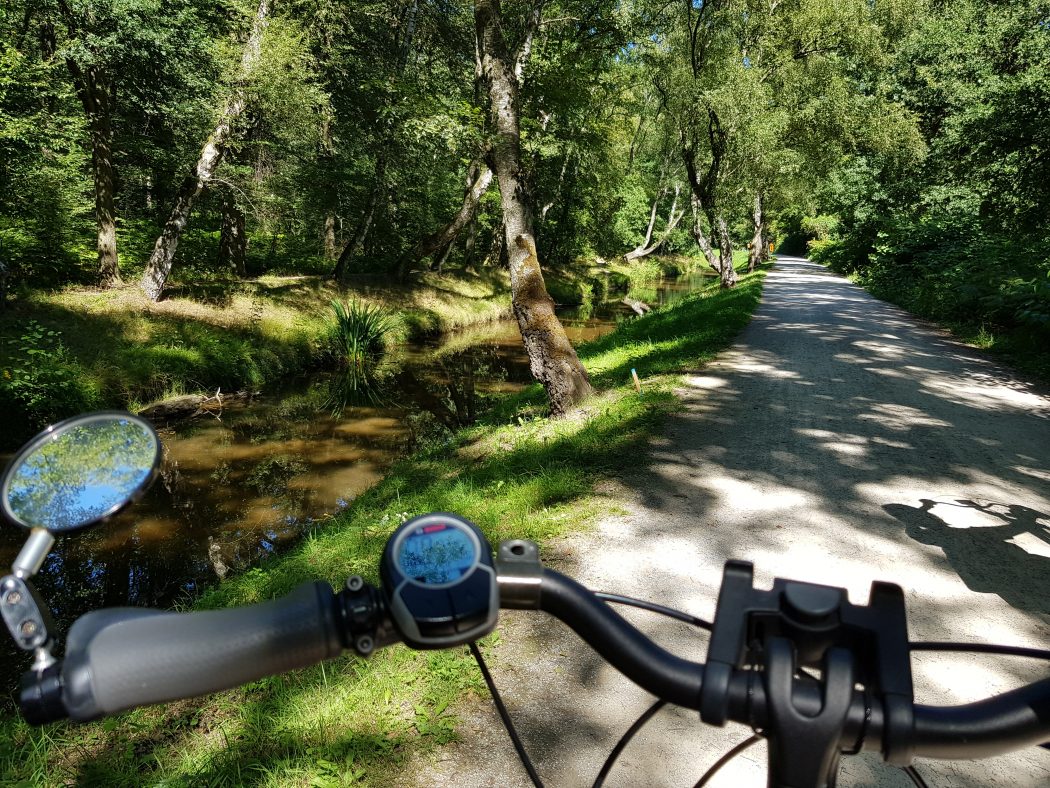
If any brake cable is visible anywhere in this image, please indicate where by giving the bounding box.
[910,642,1050,661]
[473,591,1050,788]
[469,641,545,788]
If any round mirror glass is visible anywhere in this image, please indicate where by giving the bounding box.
[1,412,160,532]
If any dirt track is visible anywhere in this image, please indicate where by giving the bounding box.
[405,257,1050,788]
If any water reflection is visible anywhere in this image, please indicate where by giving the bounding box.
[0,271,710,689]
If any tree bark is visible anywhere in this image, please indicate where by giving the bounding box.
[689,194,719,274]
[66,63,120,287]
[464,214,479,272]
[396,160,493,280]
[476,0,592,416]
[680,108,735,288]
[55,3,120,287]
[140,0,271,301]
[88,77,119,287]
[715,214,737,288]
[320,115,340,261]
[431,241,453,273]
[324,214,340,261]
[218,195,247,277]
[748,192,764,272]
[484,219,506,268]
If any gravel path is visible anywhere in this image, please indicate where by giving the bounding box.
[403,257,1050,788]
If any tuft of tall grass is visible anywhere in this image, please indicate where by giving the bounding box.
[330,299,396,367]
[328,300,399,409]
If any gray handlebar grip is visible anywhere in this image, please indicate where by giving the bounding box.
[61,581,343,721]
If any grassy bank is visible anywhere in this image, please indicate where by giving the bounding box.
[0,254,693,450]
[0,265,764,787]
[0,271,515,449]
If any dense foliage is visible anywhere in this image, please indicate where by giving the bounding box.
[1,0,1048,385]
[805,0,1050,373]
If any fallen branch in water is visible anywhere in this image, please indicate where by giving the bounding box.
[622,297,652,316]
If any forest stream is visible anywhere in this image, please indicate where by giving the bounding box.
[0,271,712,688]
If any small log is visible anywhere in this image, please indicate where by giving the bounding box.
[138,395,208,420]
[621,297,652,316]
[138,389,255,422]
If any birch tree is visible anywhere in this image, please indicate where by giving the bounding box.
[140,0,271,302]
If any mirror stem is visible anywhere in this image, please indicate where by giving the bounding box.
[31,645,56,673]
[13,529,55,579]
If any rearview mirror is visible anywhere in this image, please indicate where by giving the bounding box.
[1,411,160,534]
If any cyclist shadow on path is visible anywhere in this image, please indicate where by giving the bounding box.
[884,498,1050,615]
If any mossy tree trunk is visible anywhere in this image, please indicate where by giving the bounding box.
[475,0,593,416]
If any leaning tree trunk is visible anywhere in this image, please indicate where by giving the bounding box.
[715,215,737,288]
[625,183,685,262]
[476,0,592,416]
[748,192,764,272]
[140,0,270,301]
[395,160,493,280]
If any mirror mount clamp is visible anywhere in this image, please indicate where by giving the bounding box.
[1,574,57,659]
[495,539,543,609]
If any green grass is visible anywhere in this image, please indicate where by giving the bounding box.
[0,266,765,787]
[0,272,511,450]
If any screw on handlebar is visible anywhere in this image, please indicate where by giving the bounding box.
[336,576,393,656]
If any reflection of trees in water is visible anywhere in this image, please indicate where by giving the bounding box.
[885,498,1050,614]
[402,348,507,437]
[321,345,510,445]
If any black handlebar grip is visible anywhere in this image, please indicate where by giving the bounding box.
[60,581,343,721]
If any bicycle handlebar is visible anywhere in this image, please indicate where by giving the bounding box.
[529,567,1050,761]
[20,561,1050,765]
[32,582,343,722]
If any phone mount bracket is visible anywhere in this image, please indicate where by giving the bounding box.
[701,561,914,785]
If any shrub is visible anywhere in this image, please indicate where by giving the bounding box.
[0,321,100,445]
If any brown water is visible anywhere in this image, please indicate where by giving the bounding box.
[0,271,711,685]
